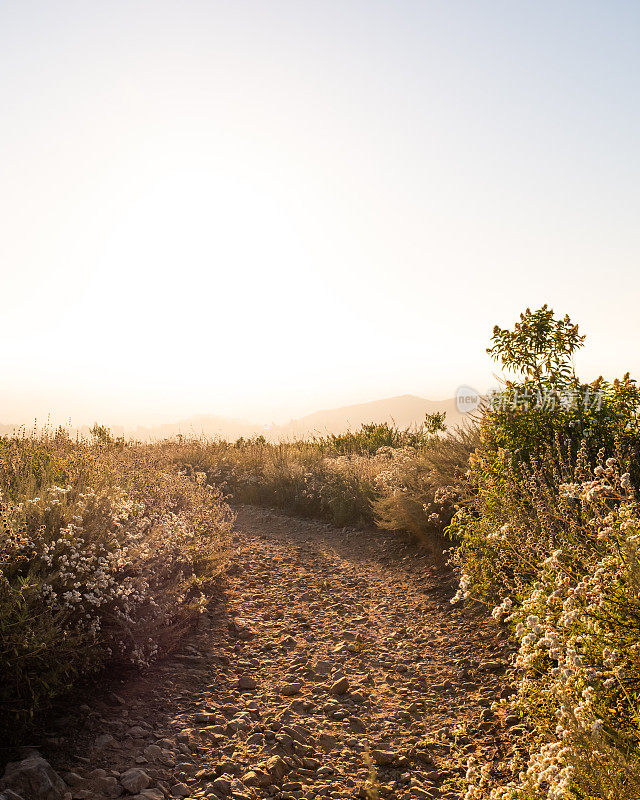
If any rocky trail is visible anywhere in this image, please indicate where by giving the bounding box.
[1,507,522,800]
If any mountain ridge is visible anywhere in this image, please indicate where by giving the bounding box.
[0,394,467,442]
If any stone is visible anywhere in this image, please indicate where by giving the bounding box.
[280,683,302,696]
[88,775,121,798]
[371,750,399,766]
[63,775,84,788]
[170,784,189,798]
[139,791,163,800]
[143,746,162,762]
[127,727,149,739]
[120,770,151,795]
[237,676,258,690]
[318,733,337,752]
[1,754,67,800]
[194,713,216,724]
[329,677,349,695]
[265,757,288,782]
[94,734,116,750]
[240,770,270,788]
[432,681,453,692]
[229,618,255,639]
[274,733,294,754]
[479,660,504,672]
[211,777,231,795]
[0,791,25,800]
[348,717,366,733]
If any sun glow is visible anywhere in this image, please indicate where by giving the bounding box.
[2,1,640,427]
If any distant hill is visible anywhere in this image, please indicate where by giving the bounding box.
[266,394,464,440]
[0,395,467,443]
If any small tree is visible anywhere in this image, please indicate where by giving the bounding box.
[487,304,585,389]
[483,306,640,465]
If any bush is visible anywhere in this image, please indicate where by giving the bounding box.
[450,307,640,799]
[0,434,232,731]
[315,415,446,455]
[172,438,379,526]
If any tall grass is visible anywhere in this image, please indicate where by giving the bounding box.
[373,425,479,545]
[171,419,476,546]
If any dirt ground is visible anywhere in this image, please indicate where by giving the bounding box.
[15,506,522,800]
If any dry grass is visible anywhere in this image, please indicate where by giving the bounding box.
[170,423,477,546]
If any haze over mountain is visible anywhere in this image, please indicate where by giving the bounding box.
[269,394,465,440]
[0,395,467,442]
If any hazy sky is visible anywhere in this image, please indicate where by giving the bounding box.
[2,1,639,426]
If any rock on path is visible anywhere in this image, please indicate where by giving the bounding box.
[2,507,518,800]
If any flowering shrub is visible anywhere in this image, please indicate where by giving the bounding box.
[0,435,232,729]
[449,308,640,799]
[458,466,640,800]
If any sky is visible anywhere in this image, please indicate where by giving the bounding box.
[1,1,639,426]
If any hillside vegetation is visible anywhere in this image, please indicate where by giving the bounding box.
[2,306,638,800]
[178,306,640,799]
[0,415,471,735]
[174,414,475,548]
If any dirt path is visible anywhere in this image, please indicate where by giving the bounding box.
[29,507,519,800]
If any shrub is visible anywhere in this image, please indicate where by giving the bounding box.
[173,438,378,526]
[0,435,232,730]
[0,437,67,501]
[316,415,446,455]
[450,307,640,799]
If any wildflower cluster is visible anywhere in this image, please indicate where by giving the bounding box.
[472,469,639,799]
[0,436,232,729]
[452,452,640,798]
